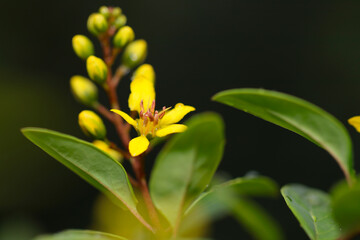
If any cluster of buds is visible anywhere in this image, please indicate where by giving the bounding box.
[70,6,149,161]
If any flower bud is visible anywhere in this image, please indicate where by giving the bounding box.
[72,35,95,60]
[70,75,98,106]
[122,39,148,69]
[113,15,127,29]
[113,26,135,48]
[112,7,122,17]
[133,64,155,83]
[99,6,110,18]
[86,56,108,85]
[87,13,108,36]
[78,110,106,139]
[93,140,123,162]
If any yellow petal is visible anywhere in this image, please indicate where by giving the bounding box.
[129,136,150,157]
[133,64,155,83]
[348,116,360,132]
[128,76,155,113]
[111,109,137,128]
[160,103,195,126]
[156,124,187,137]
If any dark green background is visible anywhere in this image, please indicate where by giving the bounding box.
[1,0,360,239]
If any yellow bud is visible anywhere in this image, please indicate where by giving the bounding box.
[99,6,110,18]
[112,7,122,17]
[93,140,123,162]
[78,110,106,139]
[113,15,127,29]
[72,35,95,60]
[113,26,135,48]
[70,75,98,106]
[133,64,155,83]
[87,13,108,36]
[122,39,148,69]
[86,56,108,85]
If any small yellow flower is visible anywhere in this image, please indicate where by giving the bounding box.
[111,70,195,157]
[348,116,360,132]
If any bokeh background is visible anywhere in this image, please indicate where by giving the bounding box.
[1,0,360,239]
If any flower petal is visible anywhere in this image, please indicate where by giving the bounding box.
[111,109,137,128]
[160,103,195,126]
[128,77,155,113]
[156,124,188,137]
[129,135,150,157]
[348,116,360,132]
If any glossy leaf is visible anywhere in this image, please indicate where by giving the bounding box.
[332,182,360,234]
[213,88,354,183]
[281,184,341,240]
[183,176,283,240]
[35,230,128,240]
[149,113,225,228]
[21,128,151,231]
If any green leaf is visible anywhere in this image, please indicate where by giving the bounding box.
[149,113,225,228]
[332,181,360,234]
[183,176,283,240]
[21,128,151,231]
[281,184,341,240]
[185,176,279,215]
[34,230,128,240]
[230,198,284,240]
[213,88,354,183]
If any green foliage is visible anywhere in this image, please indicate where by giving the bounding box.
[184,176,284,240]
[21,3,360,239]
[149,113,225,228]
[281,184,341,240]
[21,128,142,222]
[35,230,128,240]
[230,198,284,240]
[213,88,355,183]
[332,180,360,235]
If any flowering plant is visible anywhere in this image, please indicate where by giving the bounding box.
[22,6,360,240]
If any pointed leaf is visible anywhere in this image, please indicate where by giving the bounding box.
[213,88,355,183]
[34,230,128,240]
[149,113,225,228]
[22,128,150,230]
[281,184,341,240]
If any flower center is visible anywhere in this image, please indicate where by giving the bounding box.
[138,100,168,136]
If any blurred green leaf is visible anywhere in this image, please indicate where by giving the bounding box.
[281,184,341,240]
[149,113,225,228]
[185,176,279,215]
[35,230,128,240]
[183,176,283,240]
[230,198,284,240]
[21,128,148,228]
[332,182,360,235]
[213,88,355,183]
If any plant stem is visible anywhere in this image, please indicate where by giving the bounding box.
[131,157,162,231]
[113,65,129,87]
[95,103,114,122]
[99,26,162,235]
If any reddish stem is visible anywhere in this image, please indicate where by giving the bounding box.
[99,23,162,234]
[131,157,162,231]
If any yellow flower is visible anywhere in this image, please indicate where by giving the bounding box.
[111,71,195,157]
[348,116,360,132]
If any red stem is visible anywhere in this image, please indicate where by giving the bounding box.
[99,25,162,234]
[131,157,162,231]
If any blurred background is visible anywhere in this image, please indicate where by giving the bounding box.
[1,0,360,239]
